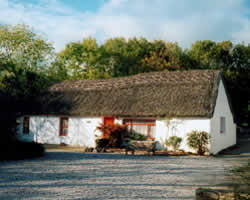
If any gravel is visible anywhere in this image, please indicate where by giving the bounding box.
[0,150,249,200]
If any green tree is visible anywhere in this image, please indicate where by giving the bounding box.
[0,24,54,72]
[187,40,249,126]
[188,40,233,70]
[0,23,57,115]
[102,37,152,77]
[56,37,107,80]
[57,37,154,80]
[142,41,185,71]
[0,24,55,96]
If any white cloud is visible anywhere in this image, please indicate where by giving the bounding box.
[0,0,250,51]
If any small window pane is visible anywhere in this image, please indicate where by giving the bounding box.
[148,125,156,138]
[123,119,156,139]
[60,118,68,136]
[220,117,226,134]
[132,120,148,124]
[63,119,68,128]
[23,117,29,134]
[132,124,147,136]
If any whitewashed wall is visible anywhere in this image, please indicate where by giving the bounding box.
[17,116,102,147]
[210,80,236,154]
[17,116,211,152]
[17,81,236,155]
[155,118,211,152]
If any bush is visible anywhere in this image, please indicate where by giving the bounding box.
[96,123,127,148]
[127,132,147,141]
[187,130,209,155]
[95,139,109,152]
[165,136,182,151]
[0,141,44,160]
[0,114,44,160]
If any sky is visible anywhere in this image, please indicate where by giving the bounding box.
[0,0,250,52]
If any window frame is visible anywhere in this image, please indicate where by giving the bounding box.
[123,119,156,140]
[59,117,69,136]
[23,116,30,134]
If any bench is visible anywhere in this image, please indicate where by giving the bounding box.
[123,140,157,155]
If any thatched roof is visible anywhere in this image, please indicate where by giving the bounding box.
[35,70,222,118]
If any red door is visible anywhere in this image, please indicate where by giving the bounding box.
[104,116,115,126]
[103,117,115,138]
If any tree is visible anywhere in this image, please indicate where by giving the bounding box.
[102,37,152,77]
[187,40,249,126]
[0,24,54,72]
[57,37,154,80]
[231,43,250,70]
[188,40,233,70]
[0,24,57,124]
[142,41,184,71]
[56,37,108,80]
[0,24,55,96]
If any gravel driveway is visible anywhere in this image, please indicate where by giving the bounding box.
[0,150,249,200]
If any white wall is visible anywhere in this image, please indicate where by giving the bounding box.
[155,118,211,152]
[17,116,211,152]
[17,82,236,154]
[210,80,236,154]
[17,116,102,147]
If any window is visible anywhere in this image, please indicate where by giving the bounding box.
[220,117,226,134]
[23,117,30,134]
[59,117,68,136]
[123,119,156,139]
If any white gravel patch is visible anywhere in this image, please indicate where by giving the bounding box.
[0,151,248,200]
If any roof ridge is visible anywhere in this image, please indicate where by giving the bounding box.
[49,70,220,92]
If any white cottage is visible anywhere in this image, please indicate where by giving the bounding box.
[17,70,236,154]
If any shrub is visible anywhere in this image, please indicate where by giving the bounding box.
[0,141,44,160]
[165,136,182,151]
[0,114,44,160]
[95,139,109,152]
[127,132,147,141]
[96,123,127,148]
[187,130,209,155]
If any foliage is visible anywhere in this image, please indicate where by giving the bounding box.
[188,40,249,126]
[0,112,44,160]
[95,139,110,152]
[0,24,55,98]
[1,22,249,144]
[127,132,147,141]
[165,136,182,151]
[1,68,49,99]
[142,41,184,71]
[0,24,54,72]
[0,24,53,160]
[57,37,186,80]
[0,141,44,161]
[0,94,45,161]
[187,130,209,155]
[57,36,249,127]
[188,40,233,70]
[96,123,127,148]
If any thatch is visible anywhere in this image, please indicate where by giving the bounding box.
[34,70,222,118]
